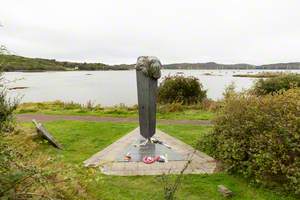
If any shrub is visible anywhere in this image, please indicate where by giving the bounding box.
[158,103,185,113]
[198,88,300,194]
[0,128,87,199]
[158,75,206,105]
[253,73,300,95]
[0,66,18,133]
[200,98,220,112]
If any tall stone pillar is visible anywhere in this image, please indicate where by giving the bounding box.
[136,56,162,139]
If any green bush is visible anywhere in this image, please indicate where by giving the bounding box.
[198,88,300,195]
[158,75,207,104]
[253,73,300,95]
[0,91,18,132]
[158,103,185,113]
[0,129,87,199]
[0,67,18,133]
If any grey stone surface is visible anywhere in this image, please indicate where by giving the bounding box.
[83,128,217,176]
[136,56,162,79]
[32,119,63,149]
[116,136,182,162]
[218,185,233,197]
[136,56,162,139]
[136,70,158,139]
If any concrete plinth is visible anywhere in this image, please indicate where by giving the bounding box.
[83,128,217,176]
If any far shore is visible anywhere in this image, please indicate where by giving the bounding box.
[4,69,300,73]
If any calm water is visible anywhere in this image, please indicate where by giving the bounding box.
[3,70,300,106]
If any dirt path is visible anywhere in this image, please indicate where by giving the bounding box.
[17,114,212,126]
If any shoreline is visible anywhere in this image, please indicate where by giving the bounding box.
[3,68,300,73]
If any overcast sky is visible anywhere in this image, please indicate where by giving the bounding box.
[0,0,300,65]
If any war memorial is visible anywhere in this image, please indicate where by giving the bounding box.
[83,57,216,175]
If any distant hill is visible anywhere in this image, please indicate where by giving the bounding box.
[164,62,300,70]
[0,54,299,71]
[259,62,300,70]
[0,54,133,71]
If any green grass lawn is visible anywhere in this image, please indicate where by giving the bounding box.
[16,101,215,120]
[17,121,296,200]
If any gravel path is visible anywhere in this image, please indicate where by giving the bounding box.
[17,114,212,126]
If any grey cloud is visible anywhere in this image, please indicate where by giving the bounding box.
[0,0,300,65]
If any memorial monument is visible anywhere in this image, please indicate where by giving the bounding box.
[135,56,162,140]
[83,56,216,174]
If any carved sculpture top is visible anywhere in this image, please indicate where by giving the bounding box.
[136,56,162,79]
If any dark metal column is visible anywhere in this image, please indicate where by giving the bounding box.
[136,70,157,139]
[135,56,161,139]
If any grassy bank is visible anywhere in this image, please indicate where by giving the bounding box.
[4,120,296,199]
[16,101,215,120]
[233,72,286,78]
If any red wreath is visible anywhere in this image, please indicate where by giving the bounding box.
[143,156,160,164]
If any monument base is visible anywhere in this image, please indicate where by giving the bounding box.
[115,136,183,162]
[83,127,217,176]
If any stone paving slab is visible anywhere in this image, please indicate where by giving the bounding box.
[115,137,183,162]
[83,127,217,176]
